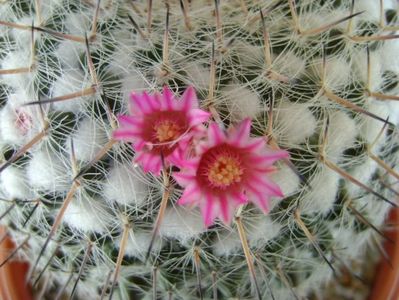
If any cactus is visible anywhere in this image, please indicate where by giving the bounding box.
[0,0,398,299]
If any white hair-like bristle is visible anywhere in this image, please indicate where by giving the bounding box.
[354,0,381,22]
[274,100,317,145]
[119,231,161,260]
[103,163,149,206]
[120,72,150,105]
[51,69,93,113]
[220,85,262,121]
[54,40,85,69]
[159,206,204,245]
[182,62,210,90]
[26,149,71,194]
[65,117,108,162]
[346,157,378,198]
[0,91,42,146]
[353,48,383,91]
[360,100,390,145]
[381,40,399,73]
[0,50,32,89]
[212,230,240,257]
[325,111,357,163]
[0,166,34,200]
[300,165,340,214]
[273,51,306,79]
[270,164,301,199]
[63,195,111,233]
[310,57,352,90]
[246,216,282,248]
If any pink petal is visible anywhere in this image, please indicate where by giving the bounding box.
[130,92,153,114]
[251,176,284,197]
[181,86,198,110]
[246,187,270,213]
[135,152,162,174]
[246,151,288,167]
[113,129,141,140]
[219,194,234,224]
[201,193,217,227]
[118,115,142,127]
[143,92,159,111]
[173,171,196,187]
[177,184,202,205]
[188,109,211,126]
[228,118,251,146]
[208,122,226,146]
[162,86,175,110]
[232,192,248,205]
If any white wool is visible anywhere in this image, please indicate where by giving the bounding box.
[212,230,240,257]
[183,62,211,90]
[63,195,111,233]
[310,57,352,90]
[65,118,108,162]
[246,216,282,248]
[270,164,301,198]
[159,207,204,245]
[64,12,91,36]
[0,166,34,199]
[325,111,357,162]
[26,149,71,193]
[332,226,372,261]
[380,40,399,73]
[0,50,32,89]
[120,72,150,105]
[107,46,135,76]
[51,69,93,113]
[300,165,340,215]
[0,90,43,146]
[354,1,381,22]
[272,51,306,79]
[220,85,262,121]
[11,16,41,47]
[235,42,264,68]
[274,100,317,145]
[103,163,149,206]
[352,48,383,91]
[120,231,161,259]
[54,40,85,69]
[387,100,399,125]
[360,100,390,144]
[346,157,378,198]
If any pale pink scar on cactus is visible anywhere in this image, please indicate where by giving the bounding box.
[113,86,210,175]
[174,119,289,227]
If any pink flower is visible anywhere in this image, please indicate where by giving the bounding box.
[113,86,210,175]
[173,119,289,227]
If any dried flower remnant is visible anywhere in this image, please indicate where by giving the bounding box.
[174,119,289,226]
[113,86,210,175]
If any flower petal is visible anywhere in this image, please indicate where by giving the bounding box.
[130,92,153,114]
[228,118,251,146]
[188,109,211,126]
[177,184,202,205]
[162,86,175,110]
[181,86,198,110]
[208,122,226,146]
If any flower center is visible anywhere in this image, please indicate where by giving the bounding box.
[153,120,181,143]
[207,155,243,188]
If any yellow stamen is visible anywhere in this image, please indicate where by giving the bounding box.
[154,120,181,143]
[208,156,243,187]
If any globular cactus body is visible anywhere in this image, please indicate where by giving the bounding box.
[0,0,399,299]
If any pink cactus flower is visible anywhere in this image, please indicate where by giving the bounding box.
[174,119,289,227]
[113,86,210,175]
